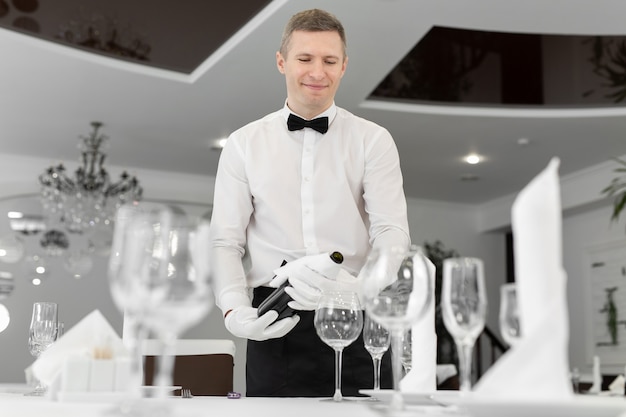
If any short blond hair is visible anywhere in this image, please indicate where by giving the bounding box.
[279,9,347,58]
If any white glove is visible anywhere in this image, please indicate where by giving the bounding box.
[279,266,360,311]
[224,306,300,341]
[270,253,342,287]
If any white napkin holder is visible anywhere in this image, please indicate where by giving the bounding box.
[31,309,133,402]
[59,354,131,392]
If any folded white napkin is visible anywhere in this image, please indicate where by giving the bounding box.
[608,374,624,395]
[400,256,437,392]
[32,309,128,387]
[474,157,573,399]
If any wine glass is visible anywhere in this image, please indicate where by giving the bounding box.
[137,210,213,397]
[25,302,58,396]
[363,313,390,391]
[400,329,412,375]
[441,257,487,392]
[499,283,521,347]
[314,290,363,402]
[359,244,433,411]
[56,322,65,339]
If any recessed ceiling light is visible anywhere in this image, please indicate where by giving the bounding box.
[464,153,481,164]
[517,137,531,146]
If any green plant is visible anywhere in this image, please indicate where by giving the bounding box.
[602,158,626,224]
[584,37,626,103]
[423,240,459,365]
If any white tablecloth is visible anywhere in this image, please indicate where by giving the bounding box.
[3,385,626,417]
[0,392,459,417]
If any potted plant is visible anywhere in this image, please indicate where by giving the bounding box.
[602,158,626,226]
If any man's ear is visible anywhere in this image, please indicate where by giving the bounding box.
[276,51,285,74]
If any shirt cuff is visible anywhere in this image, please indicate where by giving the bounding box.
[219,291,252,315]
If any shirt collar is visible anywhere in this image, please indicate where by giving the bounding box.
[281,101,337,126]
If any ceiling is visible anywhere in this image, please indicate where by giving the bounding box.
[1,0,626,206]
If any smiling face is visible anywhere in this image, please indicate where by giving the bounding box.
[276,30,348,119]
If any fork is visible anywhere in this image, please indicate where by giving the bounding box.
[181,388,193,398]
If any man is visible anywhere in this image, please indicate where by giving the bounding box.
[210,8,410,397]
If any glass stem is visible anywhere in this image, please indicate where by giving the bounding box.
[457,341,475,392]
[372,356,382,390]
[155,331,177,399]
[390,331,405,411]
[333,349,343,401]
[125,316,148,399]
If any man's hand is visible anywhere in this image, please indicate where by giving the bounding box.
[224,306,300,341]
[282,267,360,310]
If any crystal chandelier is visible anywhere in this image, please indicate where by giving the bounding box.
[38,121,143,238]
[56,12,151,62]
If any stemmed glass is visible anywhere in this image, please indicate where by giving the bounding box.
[499,283,521,347]
[441,257,487,392]
[359,244,433,411]
[108,203,153,405]
[138,210,213,398]
[108,203,213,415]
[400,329,412,375]
[314,290,363,402]
[363,313,390,391]
[26,302,58,396]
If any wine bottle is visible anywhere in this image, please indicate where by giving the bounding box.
[257,252,343,320]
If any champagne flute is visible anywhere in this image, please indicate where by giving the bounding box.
[25,302,58,396]
[359,244,433,411]
[108,203,154,403]
[314,290,363,402]
[363,313,390,391]
[109,204,183,414]
[499,283,521,347]
[441,257,487,392]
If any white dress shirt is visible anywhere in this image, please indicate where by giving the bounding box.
[210,102,410,312]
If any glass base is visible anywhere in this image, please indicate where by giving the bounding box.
[319,397,358,403]
[103,398,172,417]
[23,384,46,396]
[366,402,422,417]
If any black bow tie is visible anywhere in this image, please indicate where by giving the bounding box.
[287,114,329,134]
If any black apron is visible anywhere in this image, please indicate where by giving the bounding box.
[246,286,392,397]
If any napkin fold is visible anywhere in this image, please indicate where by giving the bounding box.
[474,157,573,399]
[608,374,624,395]
[32,309,128,387]
[400,256,437,392]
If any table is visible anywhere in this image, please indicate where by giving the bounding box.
[0,391,462,417]
[4,385,626,417]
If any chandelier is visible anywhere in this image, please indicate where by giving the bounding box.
[38,121,143,248]
[0,122,142,284]
[56,12,151,62]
